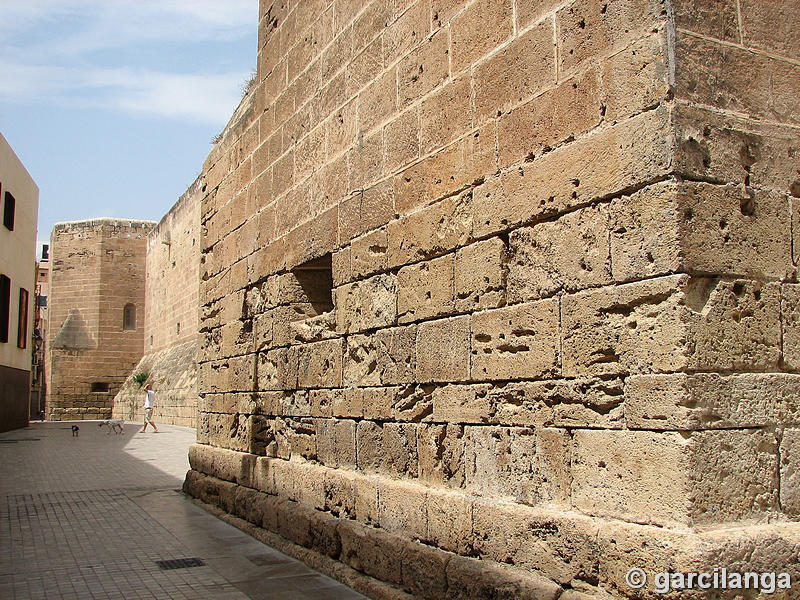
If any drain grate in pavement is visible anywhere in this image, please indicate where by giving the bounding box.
[0,438,40,443]
[155,557,206,570]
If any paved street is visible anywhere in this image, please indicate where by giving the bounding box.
[0,421,368,600]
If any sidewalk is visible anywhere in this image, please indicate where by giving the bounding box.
[0,421,368,600]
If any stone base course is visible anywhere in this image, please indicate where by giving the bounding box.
[185,444,800,600]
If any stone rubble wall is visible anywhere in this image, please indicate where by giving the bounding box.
[46,219,153,420]
[184,1,800,598]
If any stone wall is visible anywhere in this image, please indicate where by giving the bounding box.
[184,1,800,598]
[46,219,153,420]
[113,180,201,427]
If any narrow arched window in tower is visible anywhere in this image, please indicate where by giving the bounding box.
[123,303,136,331]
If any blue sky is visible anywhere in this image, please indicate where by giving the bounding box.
[0,0,258,255]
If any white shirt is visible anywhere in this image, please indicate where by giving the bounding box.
[144,390,155,409]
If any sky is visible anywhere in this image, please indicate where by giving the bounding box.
[0,0,258,256]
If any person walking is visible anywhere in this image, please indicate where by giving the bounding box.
[139,384,158,433]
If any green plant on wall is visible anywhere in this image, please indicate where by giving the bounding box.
[133,372,149,387]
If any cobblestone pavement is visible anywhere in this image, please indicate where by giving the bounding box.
[0,421,368,600]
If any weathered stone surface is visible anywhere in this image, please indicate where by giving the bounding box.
[556,0,668,75]
[343,326,416,387]
[417,424,465,487]
[474,106,673,238]
[676,32,800,125]
[471,300,559,381]
[610,181,793,282]
[388,191,474,267]
[335,273,398,334]
[377,479,428,540]
[573,429,779,527]
[472,19,555,122]
[296,338,343,389]
[453,237,506,312]
[314,418,356,469]
[397,254,454,323]
[497,67,601,169]
[416,316,471,383]
[626,373,800,430]
[508,204,611,302]
[465,426,570,506]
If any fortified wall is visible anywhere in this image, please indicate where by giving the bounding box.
[113,179,202,427]
[46,219,154,420]
[185,1,800,598]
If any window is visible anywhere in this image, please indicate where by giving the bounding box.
[37,295,47,308]
[291,253,334,314]
[3,191,15,231]
[123,303,136,330]
[17,288,28,348]
[91,382,110,393]
[0,275,9,343]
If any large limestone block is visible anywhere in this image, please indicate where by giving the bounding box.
[472,19,555,122]
[388,190,474,267]
[473,106,673,238]
[465,426,570,506]
[471,299,560,380]
[562,275,781,376]
[426,487,473,555]
[450,0,513,73]
[335,273,397,334]
[556,0,668,75]
[454,237,506,312]
[417,423,466,487]
[626,373,800,430]
[314,418,356,469]
[507,204,611,302]
[377,478,428,541]
[296,338,343,389]
[397,254,455,323]
[675,104,800,198]
[572,429,779,527]
[343,326,416,387]
[498,67,601,169]
[417,316,471,383]
[471,500,601,587]
[257,347,298,391]
[610,181,793,281]
[676,33,800,125]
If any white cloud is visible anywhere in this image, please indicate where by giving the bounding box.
[0,0,256,125]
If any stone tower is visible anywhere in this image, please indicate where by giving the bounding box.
[184,1,800,598]
[46,218,154,420]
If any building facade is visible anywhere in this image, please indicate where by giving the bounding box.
[0,133,38,433]
[181,1,800,598]
[45,218,154,420]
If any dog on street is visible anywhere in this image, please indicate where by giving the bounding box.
[98,419,125,434]
[71,425,79,436]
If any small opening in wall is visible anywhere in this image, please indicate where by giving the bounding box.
[91,382,110,393]
[291,253,333,314]
[150,335,153,347]
[176,322,181,335]
[123,303,136,330]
